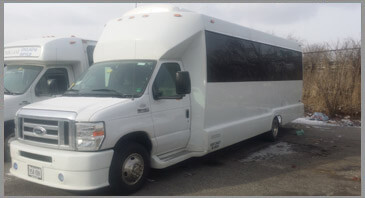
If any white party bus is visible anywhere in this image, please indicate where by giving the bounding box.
[4,37,96,161]
[10,4,303,194]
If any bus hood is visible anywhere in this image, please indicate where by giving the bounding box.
[20,96,132,121]
[4,94,27,122]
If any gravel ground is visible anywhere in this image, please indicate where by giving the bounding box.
[4,122,361,196]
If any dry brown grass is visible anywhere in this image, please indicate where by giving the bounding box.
[302,39,361,118]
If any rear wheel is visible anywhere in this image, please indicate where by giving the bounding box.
[266,117,280,142]
[109,142,150,195]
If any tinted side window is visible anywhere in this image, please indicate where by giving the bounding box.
[153,63,181,99]
[206,31,302,82]
[35,68,69,96]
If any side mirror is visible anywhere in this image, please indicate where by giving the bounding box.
[176,71,191,95]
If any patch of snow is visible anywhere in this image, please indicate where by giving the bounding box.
[292,117,338,127]
[239,142,295,163]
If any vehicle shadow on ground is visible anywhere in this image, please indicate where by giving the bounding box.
[70,125,361,196]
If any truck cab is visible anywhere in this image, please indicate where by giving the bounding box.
[4,37,96,160]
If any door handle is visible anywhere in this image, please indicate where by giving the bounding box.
[137,107,149,113]
[186,109,189,118]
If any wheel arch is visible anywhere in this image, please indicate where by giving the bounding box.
[4,120,15,137]
[273,114,282,126]
[114,131,153,154]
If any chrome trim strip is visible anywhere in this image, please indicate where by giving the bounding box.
[23,123,59,131]
[23,131,59,140]
[59,121,65,145]
[70,121,76,150]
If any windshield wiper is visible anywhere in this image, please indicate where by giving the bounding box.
[67,88,80,92]
[4,88,11,94]
[91,89,130,98]
[4,88,20,95]
[64,88,80,96]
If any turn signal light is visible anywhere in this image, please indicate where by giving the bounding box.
[93,131,105,137]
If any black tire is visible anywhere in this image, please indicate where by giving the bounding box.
[266,117,280,142]
[109,142,150,195]
[4,128,15,162]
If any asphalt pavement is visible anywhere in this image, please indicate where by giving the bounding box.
[4,122,361,196]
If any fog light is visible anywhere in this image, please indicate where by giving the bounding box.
[13,163,18,170]
[58,173,64,182]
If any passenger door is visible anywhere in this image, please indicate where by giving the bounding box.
[150,62,191,154]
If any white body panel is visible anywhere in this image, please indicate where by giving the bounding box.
[10,140,113,190]
[10,4,304,190]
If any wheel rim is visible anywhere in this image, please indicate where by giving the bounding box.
[272,120,279,137]
[121,153,144,185]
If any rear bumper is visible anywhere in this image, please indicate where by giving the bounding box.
[10,140,114,191]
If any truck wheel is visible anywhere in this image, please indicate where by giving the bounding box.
[266,117,280,142]
[109,142,150,195]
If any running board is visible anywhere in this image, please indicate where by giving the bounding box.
[151,149,206,169]
[159,149,192,161]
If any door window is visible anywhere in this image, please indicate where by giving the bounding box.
[153,63,181,99]
[35,68,69,96]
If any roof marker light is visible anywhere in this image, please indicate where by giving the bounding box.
[142,14,149,18]
[174,14,182,17]
[129,16,135,19]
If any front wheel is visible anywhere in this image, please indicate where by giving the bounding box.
[4,131,15,162]
[109,142,150,195]
[266,117,280,142]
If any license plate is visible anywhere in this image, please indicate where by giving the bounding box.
[28,165,42,180]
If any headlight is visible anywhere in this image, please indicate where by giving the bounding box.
[76,122,105,151]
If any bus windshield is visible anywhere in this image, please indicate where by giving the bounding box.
[64,60,156,98]
[4,65,43,95]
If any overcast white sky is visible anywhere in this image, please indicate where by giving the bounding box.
[4,3,361,45]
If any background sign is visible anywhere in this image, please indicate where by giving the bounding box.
[4,47,41,58]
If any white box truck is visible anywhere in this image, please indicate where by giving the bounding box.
[4,37,96,160]
[9,5,303,194]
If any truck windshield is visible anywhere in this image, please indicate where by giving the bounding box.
[64,60,156,98]
[4,65,43,95]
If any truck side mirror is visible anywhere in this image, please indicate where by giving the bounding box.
[176,71,191,95]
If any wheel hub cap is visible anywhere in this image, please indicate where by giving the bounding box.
[121,153,144,185]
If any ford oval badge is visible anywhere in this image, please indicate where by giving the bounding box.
[33,126,47,136]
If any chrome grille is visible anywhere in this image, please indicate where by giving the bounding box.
[18,117,74,150]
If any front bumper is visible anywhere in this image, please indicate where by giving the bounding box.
[10,140,114,191]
